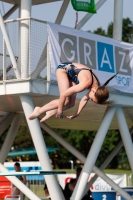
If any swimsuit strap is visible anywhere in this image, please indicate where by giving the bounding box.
[77,68,100,87]
[88,69,94,87]
[89,69,100,86]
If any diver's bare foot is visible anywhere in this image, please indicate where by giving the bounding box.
[40,115,49,122]
[40,111,56,122]
[29,107,40,120]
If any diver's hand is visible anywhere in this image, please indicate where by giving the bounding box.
[66,114,79,119]
[56,112,66,119]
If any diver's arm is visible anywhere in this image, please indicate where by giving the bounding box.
[67,94,89,119]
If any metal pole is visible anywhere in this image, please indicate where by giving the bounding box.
[0,113,23,164]
[86,127,133,191]
[3,5,19,20]
[86,143,124,192]
[71,106,117,200]
[0,164,41,200]
[113,0,123,40]
[0,113,16,136]
[41,121,133,200]
[0,11,20,79]
[92,166,133,200]
[69,160,74,172]
[20,0,31,79]
[76,0,107,30]
[20,94,64,200]
[116,107,133,172]
[47,42,51,94]
[3,39,6,81]
[55,0,70,24]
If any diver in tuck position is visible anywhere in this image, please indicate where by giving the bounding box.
[29,62,117,122]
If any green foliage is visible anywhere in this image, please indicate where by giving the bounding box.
[1,124,129,169]
[93,27,107,37]
[96,130,121,168]
[93,18,133,43]
[107,22,113,38]
[122,18,133,42]
[13,125,34,148]
[42,128,129,170]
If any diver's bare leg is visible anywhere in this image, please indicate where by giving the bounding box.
[40,81,77,122]
[29,69,70,120]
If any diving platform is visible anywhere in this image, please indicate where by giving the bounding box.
[0,79,133,130]
[1,0,61,5]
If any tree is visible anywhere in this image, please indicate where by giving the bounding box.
[106,22,113,38]
[43,128,121,169]
[1,124,126,169]
[121,18,133,43]
[96,130,121,168]
[93,18,133,43]
[93,27,107,37]
[13,125,34,149]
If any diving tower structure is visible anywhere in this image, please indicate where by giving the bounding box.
[0,0,133,200]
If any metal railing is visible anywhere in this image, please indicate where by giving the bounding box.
[0,180,30,200]
[0,18,49,81]
[0,179,45,200]
[128,174,133,186]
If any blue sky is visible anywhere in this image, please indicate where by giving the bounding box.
[1,0,133,32]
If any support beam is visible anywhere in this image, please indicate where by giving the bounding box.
[0,113,23,164]
[20,0,32,79]
[47,43,51,94]
[41,121,133,200]
[0,164,41,200]
[3,5,19,20]
[55,0,70,24]
[3,39,6,80]
[0,112,16,136]
[20,94,64,200]
[113,0,123,40]
[0,11,20,79]
[116,107,133,172]
[85,126,133,193]
[71,106,117,200]
[76,0,107,30]
[90,166,133,200]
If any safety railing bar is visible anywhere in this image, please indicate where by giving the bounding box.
[0,53,18,58]
[4,17,47,24]
[0,171,66,176]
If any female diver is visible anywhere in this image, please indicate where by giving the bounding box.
[29,62,116,122]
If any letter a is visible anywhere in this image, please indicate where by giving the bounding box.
[100,48,112,69]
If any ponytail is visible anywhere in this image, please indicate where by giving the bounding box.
[103,72,119,86]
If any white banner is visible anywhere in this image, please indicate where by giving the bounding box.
[57,173,127,191]
[47,22,133,93]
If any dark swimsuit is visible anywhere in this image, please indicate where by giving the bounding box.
[57,62,100,86]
